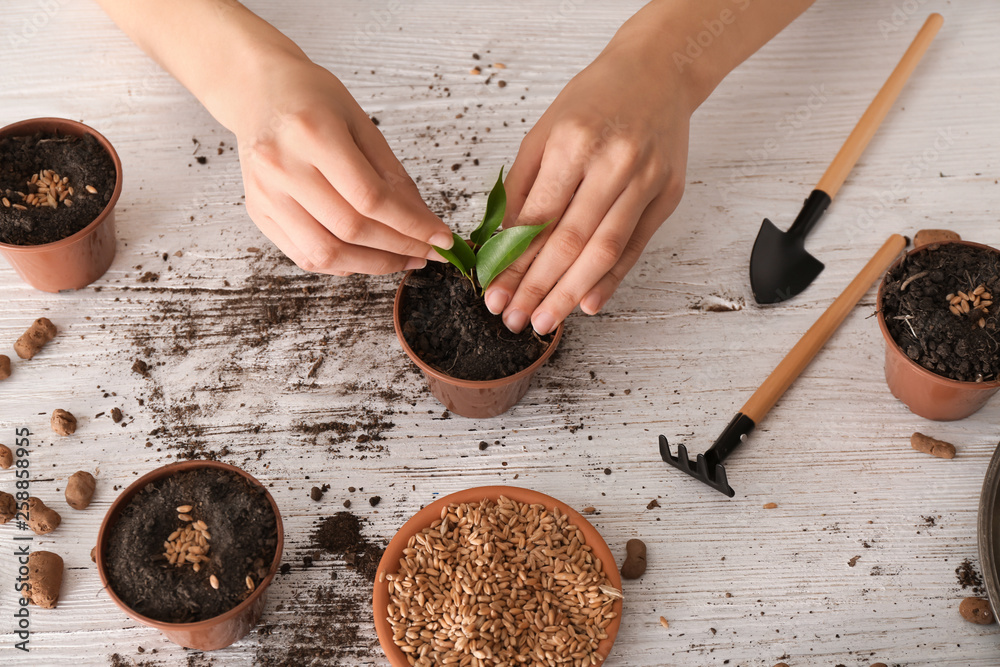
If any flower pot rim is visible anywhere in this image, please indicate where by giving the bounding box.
[95,459,284,633]
[877,239,1000,389]
[392,269,564,388]
[0,117,123,253]
[372,485,622,667]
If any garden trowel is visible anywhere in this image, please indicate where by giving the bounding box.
[750,13,942,304]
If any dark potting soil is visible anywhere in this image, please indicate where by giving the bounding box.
[0,131,116,245]
[105,468,278,623]
[399,262,553,381]
[311,511,384,582]
[881,243,1000,383]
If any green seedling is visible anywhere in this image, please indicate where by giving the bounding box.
[433,167,550,294]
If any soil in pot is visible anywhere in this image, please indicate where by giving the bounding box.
[105,468,278,623]
[881,243,1000,382]
[399,262,553,381]
[0,130,116,245]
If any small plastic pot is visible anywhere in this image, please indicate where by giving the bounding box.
[393,271,563,418]
[0,118,122,292]
[876,240,1000,420]
[96,460,283,651]
[373,485,622,667]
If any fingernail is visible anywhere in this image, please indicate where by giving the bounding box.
[485,289,510,315]
[503,309,528,334]
[580,292,602,315]
[404,257,427,271]
[531,312,556,336]
[429,232,454,249]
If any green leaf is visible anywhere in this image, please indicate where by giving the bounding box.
[469,167,506,248]
[433,233,476,280]
[475,221,550,292]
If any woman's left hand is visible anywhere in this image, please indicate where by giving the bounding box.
[483,37,694,335]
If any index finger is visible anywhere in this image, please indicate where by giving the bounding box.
[312,122,453,249]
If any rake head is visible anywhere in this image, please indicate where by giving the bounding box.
[659,438,735,497]
[658,412,755,498]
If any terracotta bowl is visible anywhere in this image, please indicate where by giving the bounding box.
[393,272,563,418]
[0,118,122,292]
[373,486,622,666]
[96,460,283,651]
[876,240,1000,420]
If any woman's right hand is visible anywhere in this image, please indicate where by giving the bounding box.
[233,56,453,276]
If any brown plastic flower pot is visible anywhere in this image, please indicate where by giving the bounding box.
[877,240,1000,421]
[393,271,563,418]
[96,460,283,651]
[0,117,121,292]
[373,485,622,667]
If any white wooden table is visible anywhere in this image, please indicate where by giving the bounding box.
[2,0,1000,664]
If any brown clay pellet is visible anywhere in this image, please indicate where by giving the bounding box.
[911,432,956,459]
[960,596,995,624]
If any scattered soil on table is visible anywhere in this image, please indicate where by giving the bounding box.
[114,250,414,460]
[311,511,385,582]
[956,558,986,597]
[105,468,278,623]
[881,243,1000,382]
[399,262,553,381]
[253,511,384,665]
[0,131,116,245]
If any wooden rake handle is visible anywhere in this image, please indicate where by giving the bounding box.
[740,234,907,422]
[815,13,943,199]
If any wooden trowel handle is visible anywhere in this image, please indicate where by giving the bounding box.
[815,13,943,200]
[740,234,907,423]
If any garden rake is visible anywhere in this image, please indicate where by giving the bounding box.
[661,234,907,497]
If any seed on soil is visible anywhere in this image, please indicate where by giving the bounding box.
[178,513,193,522]
[960,596,995,624]
[2,197,8,207]
[85,184,98,194]
[910,432,956,459]
[659,616,669,629]
[385,496,619,665]
[246,575,255,591]
[176,505,193,513]
[210,574,219,590]
[193,520,208,531]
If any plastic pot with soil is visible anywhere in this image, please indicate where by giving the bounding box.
[393,262,563,419]
[877,239,1000,420]
[0,117,122,292]
[96,460,283,651]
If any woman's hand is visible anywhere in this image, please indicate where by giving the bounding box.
[234,57,453,276]
[483,38,693,334]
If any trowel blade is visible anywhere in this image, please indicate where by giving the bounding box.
[750,218,825,304]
